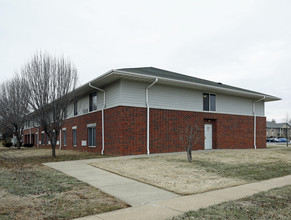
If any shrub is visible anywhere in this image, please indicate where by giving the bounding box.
[2,141,13,147]
[23,143,34,148]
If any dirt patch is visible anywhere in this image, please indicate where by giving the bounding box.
[91,149,291,195]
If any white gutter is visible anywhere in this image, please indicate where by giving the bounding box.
[146,78,158,155]
[89,83,106,155]
[253,96,266,149]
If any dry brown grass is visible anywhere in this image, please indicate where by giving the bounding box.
[171,185,291,220]
[91,148,291,195]
[0,147,128,220]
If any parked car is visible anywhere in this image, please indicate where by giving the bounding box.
[278,138,287,142]
[266,138,273,142]
[272,138,280,142]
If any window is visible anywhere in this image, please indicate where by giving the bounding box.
[41,133,44,145]
[203,93,216,111]
[210,94,216,111]
[74,100,78,116]
[88,127,96,147]
[63,130,67,146]
[72,129,77,146]
[203,93,209,111]
[89,92,97,112]
[36,133,38,145]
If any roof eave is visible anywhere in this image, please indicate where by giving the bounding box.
[71,69,281,102]
[112,70,281,102]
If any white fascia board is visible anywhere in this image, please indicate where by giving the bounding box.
[74,70,114,92]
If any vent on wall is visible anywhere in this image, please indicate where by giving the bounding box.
[83,108,88,114]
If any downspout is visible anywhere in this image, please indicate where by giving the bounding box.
[59,129,62,150]
[146,78,158,155]
[253,96,266,149]
[29,127,31,144]
[89,83,106,155]
[37,128,39,148]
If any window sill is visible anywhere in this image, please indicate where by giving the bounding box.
[89,109,98,113]
[88,146,96,148]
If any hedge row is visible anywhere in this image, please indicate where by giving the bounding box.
[2,142,34,148]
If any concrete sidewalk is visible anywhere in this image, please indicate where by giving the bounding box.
[44,159,178,206]
[76,175,291,220]
[44,158,291,220]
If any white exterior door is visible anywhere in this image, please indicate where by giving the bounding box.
[204,124,212,150]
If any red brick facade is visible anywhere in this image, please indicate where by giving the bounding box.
[23,106,266,155]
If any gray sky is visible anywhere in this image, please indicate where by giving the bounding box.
[0,0,290,122]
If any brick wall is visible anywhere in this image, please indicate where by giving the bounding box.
[23,106,266,155]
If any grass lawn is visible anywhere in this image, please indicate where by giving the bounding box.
[0,146,128,220]
[91,148,291,195]
[170,185,291,220]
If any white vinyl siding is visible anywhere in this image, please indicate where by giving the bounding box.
[104,80,121,108]
[217,94,252,115]
[216,94,266,116]
[255,101,265,116]
[66,80,121,118]
[119,79,265,117]
[149,84,202,111]
[120,79,146,107]
[66,79,265,118]
[120,79,202,111]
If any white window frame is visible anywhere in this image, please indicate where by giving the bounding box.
[41,131,45,145]
[63,129,67,146]
[89,92,97,112]
[87,123,96,147]
[74,100,78,116]
[203,93,216,112]
[72,126,77,147]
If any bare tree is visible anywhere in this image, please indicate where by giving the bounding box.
[0,123,14,140]
[0,75,29,148]
[178,122,201,163]
[283,114,290,147]
[22,52,78,157]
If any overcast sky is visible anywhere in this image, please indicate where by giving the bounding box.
[0,0,290,122]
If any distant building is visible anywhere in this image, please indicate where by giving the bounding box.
[266,121,291,139]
